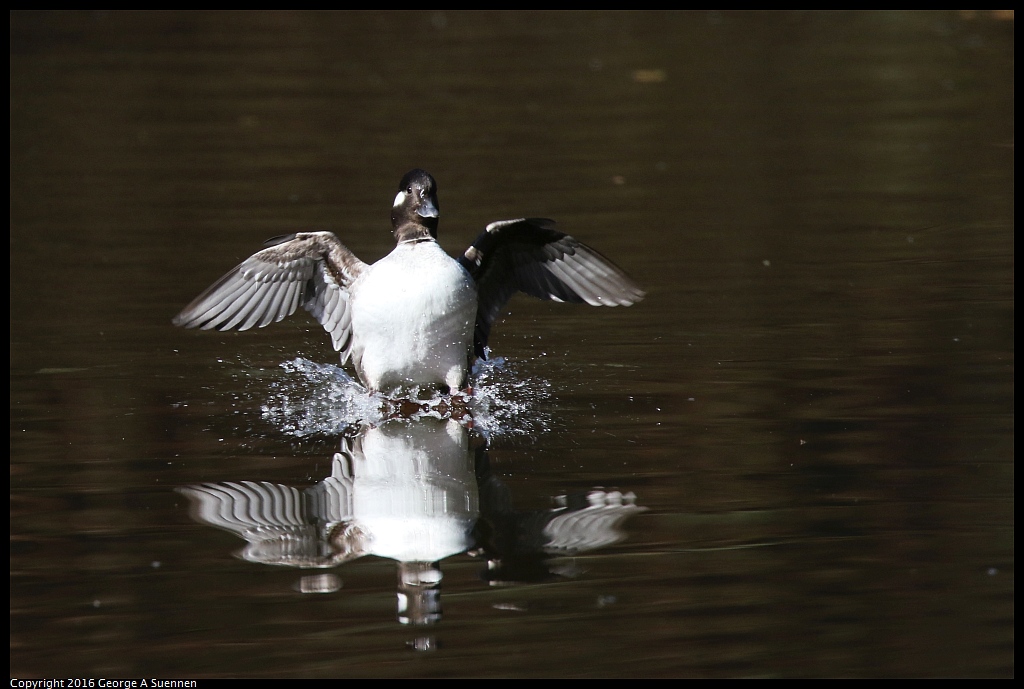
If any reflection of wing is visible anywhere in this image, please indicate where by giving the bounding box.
[179,481,309,536]
[177,466,357,567]
[543,490,648,553]
[172,232,367,361]
[458,219,645,357]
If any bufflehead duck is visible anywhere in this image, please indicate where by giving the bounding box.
[173,169,643,394]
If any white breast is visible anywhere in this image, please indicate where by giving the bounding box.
[349,242,476,393]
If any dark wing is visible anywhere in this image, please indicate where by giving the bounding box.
[458,218,644,358]
[172,231,367,361]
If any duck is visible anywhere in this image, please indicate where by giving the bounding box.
[173,169,644,394]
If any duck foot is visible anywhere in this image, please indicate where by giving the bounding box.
[378,390,473,421]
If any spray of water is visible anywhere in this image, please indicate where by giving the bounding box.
[260,355,553,440]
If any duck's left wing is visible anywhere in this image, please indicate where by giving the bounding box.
[173,231,367,360]
[458,218,644,358]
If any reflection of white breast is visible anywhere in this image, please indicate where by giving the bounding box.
[349,242,476,392]
[351,420,478,563]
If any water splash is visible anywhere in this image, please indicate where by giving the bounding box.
[260,356,552,439]
[469,356,553,440]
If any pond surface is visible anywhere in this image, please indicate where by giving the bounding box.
[10,11,1013,678]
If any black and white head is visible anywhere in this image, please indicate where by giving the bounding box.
[391,169,440,241]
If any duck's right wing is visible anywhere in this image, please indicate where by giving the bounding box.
[172,231,367,361]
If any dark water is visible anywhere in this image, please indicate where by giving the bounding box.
[10,11,1013,678]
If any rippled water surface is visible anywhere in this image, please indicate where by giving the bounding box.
[11,11,1013,678]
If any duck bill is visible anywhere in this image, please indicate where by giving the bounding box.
[417,197,439,220]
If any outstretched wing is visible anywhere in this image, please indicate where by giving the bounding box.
[458,218,644,358]
[172,231,367,361]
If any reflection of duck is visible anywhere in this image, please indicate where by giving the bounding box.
[178,419,647,623]
[179,421,646,573]
[173,169,643,394]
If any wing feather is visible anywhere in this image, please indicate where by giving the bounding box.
[459,218,643,357]
[173,231,367,360]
